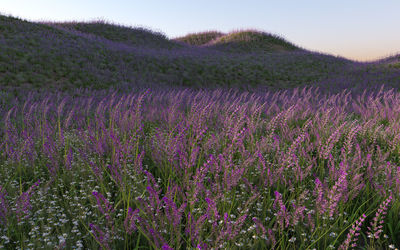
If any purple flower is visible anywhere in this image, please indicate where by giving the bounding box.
[90,223,111,250]
[314,178,327,215]
[273,191,290,230]
[367,194,392,240]
[339,213,367,250]
[252,217,266,236]
[92,191,115,224]
[185,212,207,244]
[205,197,220,221]
[327,170,348,217]
[267,228,276,246]
[162,194,186,229]
[15,180,40,222]
[65,147,73,170]
[107,163,123,187]
[0,186,9,226]
[162,244,173,250]
[88,160,103,180]
[124,207,140,235]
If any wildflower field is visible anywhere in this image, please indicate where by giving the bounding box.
[1,86,400,249]
[1,13,400,250]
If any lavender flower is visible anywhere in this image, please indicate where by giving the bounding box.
[252,217,266,238]
[273,191,290,230]
[162,244,173,250]
[15,180,40,222]
[339,213,367,250]
[267,228,276,246]
[64,147,73,170]
[367,195,392,240]
[124,207,140,235]
[327,170,348,217]
[314,178,327,215]
[185,212,207,244]
[92,191,115,224]
[90,223,111,250]
[0,186,9,226]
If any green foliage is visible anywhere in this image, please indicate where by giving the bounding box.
[0,14,360,92]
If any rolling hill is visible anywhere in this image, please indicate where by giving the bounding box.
[0,14,399,93]
[2,13,400,250]
[174,31,225,46]
[49,20,182,49]
[207,30,299,53]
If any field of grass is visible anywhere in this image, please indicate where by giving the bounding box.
[1,86,400,249]
[2,14,400,94]
[1,14,400,249]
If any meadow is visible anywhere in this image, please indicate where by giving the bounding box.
[1,14,400,249]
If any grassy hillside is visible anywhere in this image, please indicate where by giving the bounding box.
[175,30,299,53]
[51,20,182,49]
[2,14,400,250]
[0,15,126,89]
[206,30,300,53]
[376,54,400,69]
[0,14,399,93]
[174,31,225,46]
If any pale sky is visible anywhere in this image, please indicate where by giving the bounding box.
[1,0,400,61]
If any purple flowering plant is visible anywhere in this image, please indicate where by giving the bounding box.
[1,15,400,249]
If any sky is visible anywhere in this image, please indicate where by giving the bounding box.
[1,0,400,61]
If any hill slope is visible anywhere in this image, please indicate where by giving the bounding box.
[174,31,225,46]
[175,30,299,53]
[2,14,398,92]
[50,20,182,49]
[207,30,300,53]
[0,15,128,89]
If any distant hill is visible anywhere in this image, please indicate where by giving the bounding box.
[50,20,182,49]
[206,30,300,53]
[375,54,400,69]
[175,30,299,53]
[174,31,225,46]
[1,14,398,92]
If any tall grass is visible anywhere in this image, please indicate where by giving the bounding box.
[0,86,399,249]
